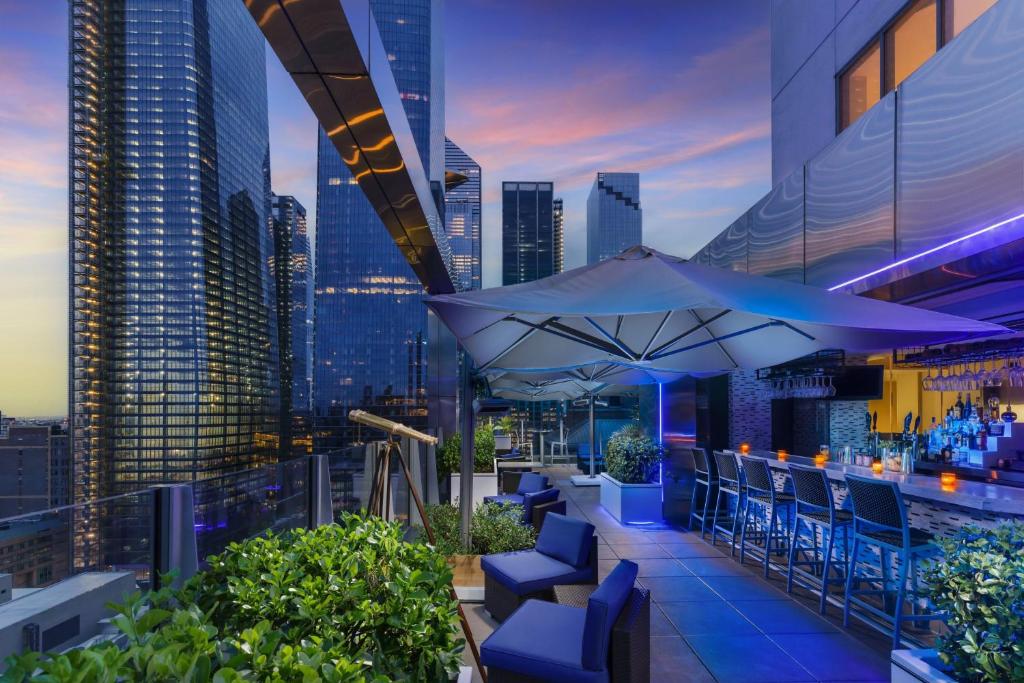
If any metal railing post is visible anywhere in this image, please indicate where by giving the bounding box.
[307,453,334,528]
[150,484,198,590]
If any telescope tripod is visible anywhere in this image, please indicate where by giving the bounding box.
[366,437,486,682]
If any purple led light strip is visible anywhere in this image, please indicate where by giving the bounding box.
[827,210,1024,292]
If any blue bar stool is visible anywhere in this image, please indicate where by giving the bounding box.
[710,451,744,555]
[738,456,795,578]
[786,464,851,614]
[843,474,943,648]
[688,447,718,539]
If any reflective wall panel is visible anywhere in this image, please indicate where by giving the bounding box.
[747,170,805,282]
[710,212,749,272]
[805,92,895,288]
[896,0,1024,261]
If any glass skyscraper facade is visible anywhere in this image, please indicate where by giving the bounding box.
[586,172,642,264]
[444,138,482,290]
[314,0,445,452]
[69,0,280,569]
[553,197,565,274]
[501,182,555,285]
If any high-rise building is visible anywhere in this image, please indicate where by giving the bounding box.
[553,198,565,274]
[502,182,555,285]
[69,0,279,568]
[0,425,62,518]
[314,0,445,453]
[586,172,642,264]
[272,195,313,455]
[444,138,482,290]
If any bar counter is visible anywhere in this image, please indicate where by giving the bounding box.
[739,449,1024,523]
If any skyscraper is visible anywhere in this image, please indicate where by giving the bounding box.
[586,172,642,264]
[444,138,482,290]
[553,197,565,274]
[69,0,279,567]
[314,0,445,452]
[502,182,555,285]
[271,194,313,454]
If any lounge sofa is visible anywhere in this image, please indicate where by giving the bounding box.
[481,513,597,622]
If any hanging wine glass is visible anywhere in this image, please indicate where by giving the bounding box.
[922,367,934,392]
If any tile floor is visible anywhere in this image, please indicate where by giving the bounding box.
[462,466,893,682]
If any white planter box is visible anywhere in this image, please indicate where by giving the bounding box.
[449,473,498,509]
[599,472,662,524]
[891,649,956,683]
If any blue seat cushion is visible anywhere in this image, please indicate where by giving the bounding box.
[516,472,549,494]
[483,493,524,507]
[535,513,595,568]
[581,560,638,670]
[482,549,593,595]
[481,600,608,683]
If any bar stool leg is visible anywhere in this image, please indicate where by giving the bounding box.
[738,496,751,564]
[843,536,860,628]
[820,525,836,614]
[689,479,703,532]
[892,552,910,649]
[701,484,716,539]
[730,492,743,557]
[786,516,802,594]
[764,507,778,578]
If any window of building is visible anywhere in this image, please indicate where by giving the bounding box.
[944,0,997,42]
[839,43,881,131]
[885,0,938,91]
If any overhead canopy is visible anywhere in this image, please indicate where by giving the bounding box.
[485,364,692,401]
[426,246,1009,375]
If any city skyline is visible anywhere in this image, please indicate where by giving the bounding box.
[0,0,771,416]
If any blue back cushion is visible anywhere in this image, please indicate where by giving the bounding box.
[581,560,638,671]
[516,472,548,494]
[534,512,594,568]
[522,487,559,522]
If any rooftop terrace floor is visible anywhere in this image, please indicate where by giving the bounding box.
[462,465,895,682]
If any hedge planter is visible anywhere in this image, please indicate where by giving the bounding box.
[599,472,662,524]
[449,472,498,508]
[449,554,483,587]
[891,650,956,683]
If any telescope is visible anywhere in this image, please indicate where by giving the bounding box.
[348,410,438,445]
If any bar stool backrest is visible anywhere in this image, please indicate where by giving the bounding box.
[713,450,740,489]
[844,474,909,538]
[739,457,774,496]
[788,464,834,515]
[692,447,714,479]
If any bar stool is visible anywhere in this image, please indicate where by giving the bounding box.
[688,447,718,538]
[843,474,943,648]
[710,451,743,555]
[786,464,851,614]
[738,457,795,578]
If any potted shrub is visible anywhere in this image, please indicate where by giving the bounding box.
[892,521,1024,683]
[599,424,663,524]
[440,423,498,507]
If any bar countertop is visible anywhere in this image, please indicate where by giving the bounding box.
[740,449,1024,516]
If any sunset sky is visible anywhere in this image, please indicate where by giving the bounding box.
[0,0,770,417]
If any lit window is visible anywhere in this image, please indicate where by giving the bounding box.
[885,0,937,91]
[944,0,997,42]
[839,43,880,130]
[328,177,341,186]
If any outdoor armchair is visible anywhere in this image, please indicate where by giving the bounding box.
[485,472,549,507]
[481,512,597,622]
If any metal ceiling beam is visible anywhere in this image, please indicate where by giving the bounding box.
[245,0,458,294]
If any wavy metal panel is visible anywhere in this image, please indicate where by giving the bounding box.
[748,169,805,282]
[896,0,1024,263]
[710,213,749,272]
[805,92,895,288]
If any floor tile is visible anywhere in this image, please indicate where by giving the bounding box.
[644,529,705,544]
[598,559,617,580]
[686,634,815,683]
[681,556,753,577]
[597,545,618,560]
[661,542,724,559]
[703,575,790,601]
[633,558,692,577]
[599,531,655,544]
[650,636,716,683]
[771,633,890,681]
[732,599,839,634]
[639,576,722,602]
[610,543,671,559]
[659,601,759,636]
[650,604,679,636]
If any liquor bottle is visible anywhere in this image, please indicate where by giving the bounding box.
[964,395,972,421]
[955,394,964,420]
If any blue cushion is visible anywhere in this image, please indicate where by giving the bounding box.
[516,472,548,494]
[535,513,595,568]
[482,549,593,595]
[522,486,560,523]
[581,560,638,671]
[483,493,524,507]
[480,600,608,683]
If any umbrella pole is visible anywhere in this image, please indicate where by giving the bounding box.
[459,354,474,550]
[589,394,596,478]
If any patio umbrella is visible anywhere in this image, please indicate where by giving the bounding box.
[426,246,1008,376]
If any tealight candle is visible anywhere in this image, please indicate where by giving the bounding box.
[777,450,788,462]
[871,460,884,475]
[814,453,828,467]
[941,471,957,488]
[740,443,750,455]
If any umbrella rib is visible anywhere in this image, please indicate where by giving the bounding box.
[647,310,732,358]
[640,311,674,360]
[477,321,545,371]
[650,320,784,361]
[584,317,639,361]
[533,319,634,359]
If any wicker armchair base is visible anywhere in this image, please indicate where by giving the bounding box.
[484,573,552,623]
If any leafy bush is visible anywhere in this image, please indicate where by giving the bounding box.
[437,422,496,478]
[420,501,536,556]
[604,423,662,484]
[4,514,463,683]
[925,522,1024,682]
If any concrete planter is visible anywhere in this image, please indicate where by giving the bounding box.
[599,472,662,524]
[455,665,473,682]
[891,649,956,683]
[449,472,498,509]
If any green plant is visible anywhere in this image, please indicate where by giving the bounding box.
[419,501,536,556]
[436,423,496,478]
[924,521,1024,682]
[496,416,516,435]
[604,423,662,484]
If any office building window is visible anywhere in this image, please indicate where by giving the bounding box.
[839,43,881,131]
[944,0,997,42]
[885,0,937,92]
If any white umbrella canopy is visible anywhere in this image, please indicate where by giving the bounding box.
[426,246,1009,374]
[485,363,694,401]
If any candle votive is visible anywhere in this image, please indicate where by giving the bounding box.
[777,450,788,462]
[940,471,957,489]
[740,443,750,455]
[871,460,884,475]
[814,453,828,467]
